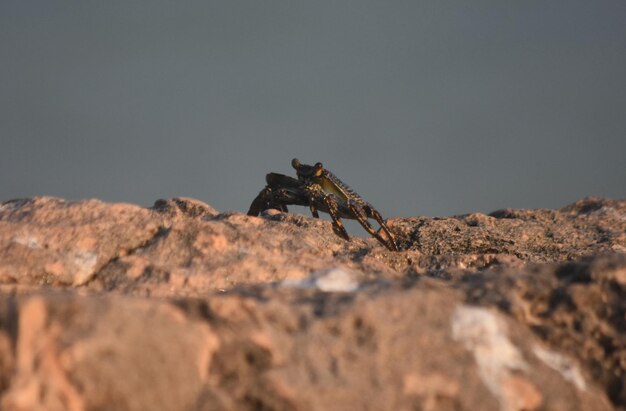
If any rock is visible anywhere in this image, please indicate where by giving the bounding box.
[394,197,626,262]
[152,197,219,219]
[0,197,160,287]
[463,253,626,408]
[1,296,218,411]
[0,196,624,410]
[281,268,361,292]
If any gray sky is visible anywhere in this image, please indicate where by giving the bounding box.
[1,1,625,220]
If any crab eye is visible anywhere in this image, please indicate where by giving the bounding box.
[291,158,301,169]
[314,162,323,176]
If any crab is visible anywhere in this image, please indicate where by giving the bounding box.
[247,158,399,251]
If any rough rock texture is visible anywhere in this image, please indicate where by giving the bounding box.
[0,196,624,410]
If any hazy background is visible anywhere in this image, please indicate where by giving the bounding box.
[1,1,625,220]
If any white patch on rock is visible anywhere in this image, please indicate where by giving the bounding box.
[70,251,99,286]
[314,268,359,292]
[12,235,42,249]
[281,268,359,292]
[451,305,528,410]
[532,344,587,391]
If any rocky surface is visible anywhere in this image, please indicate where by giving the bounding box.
[0,196,624,410]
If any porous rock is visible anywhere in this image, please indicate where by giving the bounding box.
[0,196,623,410]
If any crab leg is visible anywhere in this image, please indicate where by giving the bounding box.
[309,206,320,218]
[366,208,399,251]
[346,201,398,251]
[303,184,350,241]
[322,194,350,241]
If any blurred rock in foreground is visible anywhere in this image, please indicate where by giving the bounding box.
[0,196,624,410]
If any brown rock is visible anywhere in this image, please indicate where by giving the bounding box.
[0,196,623,410]
[152,197,219,219]
[464,253,626,408]
[2,296,218,411]
[0,197,160,287]
[0,282,614,411]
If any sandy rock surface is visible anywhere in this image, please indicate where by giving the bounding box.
[0,196,624,410]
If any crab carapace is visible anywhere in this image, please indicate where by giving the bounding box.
[247,158,398,251]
